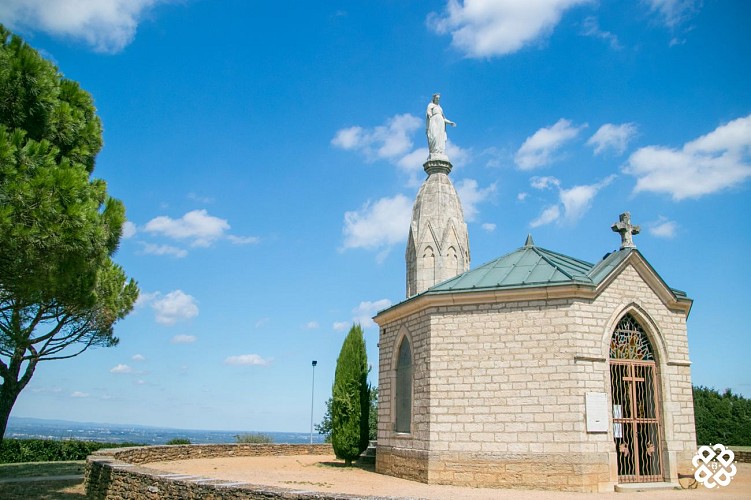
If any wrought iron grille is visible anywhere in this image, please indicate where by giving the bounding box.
[610,315,663,483]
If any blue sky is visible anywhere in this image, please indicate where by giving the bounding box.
[2,0,750,433]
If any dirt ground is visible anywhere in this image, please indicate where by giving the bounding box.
[146,455,751,499]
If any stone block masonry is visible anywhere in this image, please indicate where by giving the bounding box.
[85,443,336,499]
[376,260,696,492]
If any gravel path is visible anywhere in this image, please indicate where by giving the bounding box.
[145,454,751,499]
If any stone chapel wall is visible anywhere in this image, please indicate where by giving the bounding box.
[376,261,695,492]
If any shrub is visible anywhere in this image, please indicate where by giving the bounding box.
[0,439,143,463]
[331,324,369,465]
[165,438,191,445]
[234,433,273,444]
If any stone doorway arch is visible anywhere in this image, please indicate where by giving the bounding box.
[609,313,664,483]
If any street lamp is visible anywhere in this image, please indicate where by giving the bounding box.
[310,360,317,444]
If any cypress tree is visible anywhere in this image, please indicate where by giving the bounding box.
[331,324,369,465]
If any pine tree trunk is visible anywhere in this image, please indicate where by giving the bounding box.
[0,350,38,445]
[0,378,22,445]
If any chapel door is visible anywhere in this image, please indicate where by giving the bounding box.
[609,314,664,483]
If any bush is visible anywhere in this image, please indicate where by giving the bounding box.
[234,433,273,444]
[0,439,143,463]
[694,386,751,446]
[331,324,369,465]
[165,438,191,445]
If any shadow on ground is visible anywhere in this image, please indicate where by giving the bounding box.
[318,461,376,472]
[0,478,85,499]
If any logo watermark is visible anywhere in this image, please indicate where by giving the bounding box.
[692,444,737,488]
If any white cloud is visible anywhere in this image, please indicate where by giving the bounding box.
[481,223,496,232]
[646,0,701,28]
[171,334,197,344]
[131,354,146,362]
[332,114,422,162]
[342,194,412,251]
[227,235,260,245]
[0,0,170,53]
[304,321,319,330]
[515,119,586,170]
[144,209,230,247]
[140,242,188,258]
[255,317,270,329]
[587,123,638,155]
[122,221,137,239]
[580,16,620,49]
[151,290,199,325]
[456,179,496,222]
[530,205,561,228]
[517,192,528,201]
[134,291,159,308]
[528,175,615,226]
[224,354,271,366]
[559,175,615,221]
[624,114,751,200]
[352,299,392,328]
[648,216,678,238]
[530,176,560,190]
[71,391,90,398]
[110,364,133,374]
[428,0,591,58]
[333,322,349,332]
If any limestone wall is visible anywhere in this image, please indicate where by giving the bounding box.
[376,260,695,492]
[85,443,333,500]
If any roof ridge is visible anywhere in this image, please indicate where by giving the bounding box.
[531,246,578,281]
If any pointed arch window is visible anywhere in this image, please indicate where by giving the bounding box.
[395,337,412,433]
[610,314,654,360]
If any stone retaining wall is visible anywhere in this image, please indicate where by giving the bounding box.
[85,443,342,499]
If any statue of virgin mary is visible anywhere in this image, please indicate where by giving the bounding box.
[426,93,456,161]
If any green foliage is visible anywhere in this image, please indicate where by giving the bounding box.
[165,438,191,445]
[234,433,273,444]
[331,324,369,465]
[0,439,142,463]
[693,386,751,446]
[369,387,378,441]
[0,25,138,442]
[317,388,377,443]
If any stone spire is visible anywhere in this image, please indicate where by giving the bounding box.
[406,158,470,297]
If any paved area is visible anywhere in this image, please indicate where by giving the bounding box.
[146,454,751,499]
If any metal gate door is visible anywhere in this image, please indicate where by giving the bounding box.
[610,360,663,482]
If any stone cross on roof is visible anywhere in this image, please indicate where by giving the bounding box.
[611,212,640,249]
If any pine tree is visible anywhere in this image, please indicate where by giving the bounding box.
[331,324,369,465]
[0,25,138,442]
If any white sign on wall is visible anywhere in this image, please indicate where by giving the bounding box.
[585,392,609,433]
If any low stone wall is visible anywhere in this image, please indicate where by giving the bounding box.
[735,450,751,463]
[85,443,343,500]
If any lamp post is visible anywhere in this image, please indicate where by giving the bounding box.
[310,360,317,444]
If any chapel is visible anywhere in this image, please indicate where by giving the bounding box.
[373,98,697,492]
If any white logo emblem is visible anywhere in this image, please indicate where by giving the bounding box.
[692,444,737,488]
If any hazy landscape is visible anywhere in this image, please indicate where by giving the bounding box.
[6,417,325,445]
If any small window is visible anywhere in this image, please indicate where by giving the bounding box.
[395,337,412,433]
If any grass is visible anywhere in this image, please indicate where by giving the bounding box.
[0,461,84,479]
[0,462,85,499]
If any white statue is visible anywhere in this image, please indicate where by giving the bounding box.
[426,93,456,161]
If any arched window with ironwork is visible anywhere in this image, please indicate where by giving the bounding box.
[610,313,655,360]
[609,313,663,483]
[395,336,412,433]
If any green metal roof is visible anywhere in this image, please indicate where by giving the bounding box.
[374,235,693,322]
[426,235,686,297]
[431,235,598,292]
